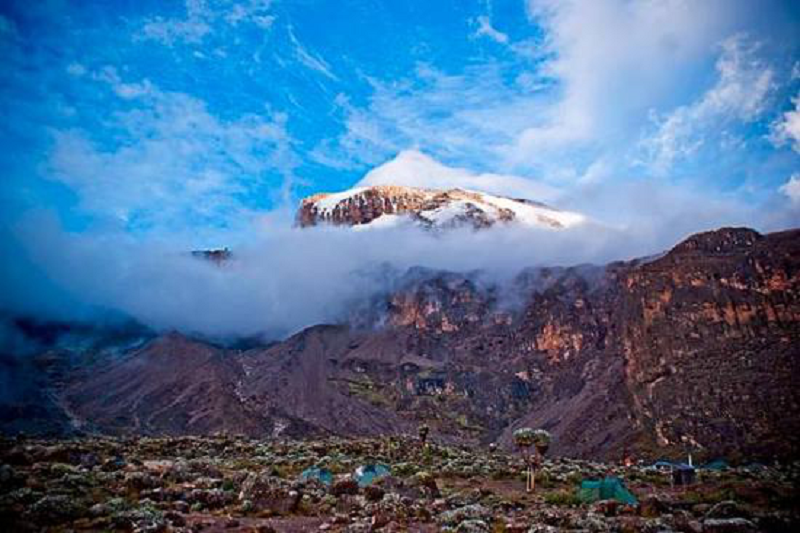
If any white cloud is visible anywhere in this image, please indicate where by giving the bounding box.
[356,150,561,202]
[473,15,509,44]
[510,0,746,165]
[322,0,771,182]
[225,2,275,28]
[780,173,800,205]
[640,34,775,173]
[48,73,294,232]
[770,92,800,153]
[141,0,212,45]
[141,0,275,46]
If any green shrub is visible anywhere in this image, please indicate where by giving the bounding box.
[544,489,582,507]
[537,471,556,489]
[681,488,736,505]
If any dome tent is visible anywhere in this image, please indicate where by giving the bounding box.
[577,476,638,505]
[300,466,333,486]
[354,463,391,487]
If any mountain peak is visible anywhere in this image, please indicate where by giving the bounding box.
[669,227,763,256]
[296,184,585,230]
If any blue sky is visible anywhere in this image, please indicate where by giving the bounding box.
[1,0,799,245]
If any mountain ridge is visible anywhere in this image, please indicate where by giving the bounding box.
[2,226,798,462]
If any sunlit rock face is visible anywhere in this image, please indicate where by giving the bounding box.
[613,228,800,459]
[296,185,585,230]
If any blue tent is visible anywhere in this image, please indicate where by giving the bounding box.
[354,464,391,487]
[650,460,674,469]
[300,467,333,486]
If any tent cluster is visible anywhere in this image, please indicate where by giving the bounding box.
[299,463,391,487]
[646,459,704,486]
[300,427,730,505]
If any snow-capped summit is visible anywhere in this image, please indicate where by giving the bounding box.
[359,150,560,202]
[297,151,585,231]
[296,184,585,230]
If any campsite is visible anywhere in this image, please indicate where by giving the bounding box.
[2,434,797,531]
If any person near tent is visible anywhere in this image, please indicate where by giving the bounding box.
[622,447,633,468]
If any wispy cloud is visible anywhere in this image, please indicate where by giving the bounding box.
[472,15,509,44]
[140,0,275,46]
[313,63,547,172]
[639,35,776,174]
[287,26,337,80]
[141,0,213,45]
[47,69,295,234]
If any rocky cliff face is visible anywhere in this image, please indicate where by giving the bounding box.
[614,228,800,459]
[367,227,800,460]
[4,227,798,462]
[296,185,584,230]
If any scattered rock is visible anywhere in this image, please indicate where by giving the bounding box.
[594,498,620,517]
[364,484,385,502]
[28,494,86,524]
[702,518,758,533]
[438,504,492,526]
[455,519,491,532]
[331,477,360,496]
[239,472,300,515]
[640,494,669,518]
[705,501,750,520]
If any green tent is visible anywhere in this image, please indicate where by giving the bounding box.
[577,476,638,505]
[701,459,729,471]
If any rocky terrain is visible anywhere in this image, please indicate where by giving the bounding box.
[296,185,584,230]
[2,226,798,464]
[1,434,797,532]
